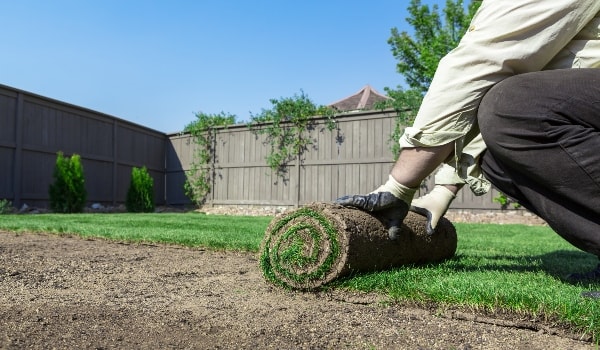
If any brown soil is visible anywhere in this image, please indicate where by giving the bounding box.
[0,229,594,349]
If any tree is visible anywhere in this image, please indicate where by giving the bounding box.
[388,0,481,94]
[183,112,236,207]
[376,0,481,158]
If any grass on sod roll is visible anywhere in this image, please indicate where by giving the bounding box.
[0,213,599,339]
[259,207,341,288]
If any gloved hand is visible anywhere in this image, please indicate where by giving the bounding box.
[335,175,416,240]
[410,185,456,235]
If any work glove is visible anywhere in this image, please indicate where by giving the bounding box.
[335,175,417,240]
[410,185,456,235]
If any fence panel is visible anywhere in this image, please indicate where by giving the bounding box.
[166,110,502,211]
[0,84,166,208]
[166,126,298,207]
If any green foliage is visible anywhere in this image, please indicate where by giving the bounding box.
[48,152,87,213]
[374,87,424,159]
[0,212,271,251]
[126,166,155,213]
[388,0,481,94]
[183,111,236,207]
[0,199,13,214]
[248,91,336,182]
[380,0,481,158]
[493,192,522,210]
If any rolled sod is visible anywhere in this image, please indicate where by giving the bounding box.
[259,202,457,290]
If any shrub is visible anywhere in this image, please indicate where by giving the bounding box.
[126,166,155,213]
[49,152,87,213]
[493,192,522,210]
[0,199,13,214]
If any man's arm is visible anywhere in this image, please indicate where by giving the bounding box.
[336,0,600,234]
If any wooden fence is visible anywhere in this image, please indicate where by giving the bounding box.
[1,83,503,211]
[0,84,165,208]
[166,110,503,210]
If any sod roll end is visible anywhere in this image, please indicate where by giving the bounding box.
[259,202,457,290]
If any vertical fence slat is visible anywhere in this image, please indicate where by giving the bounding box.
[13,92,24,207]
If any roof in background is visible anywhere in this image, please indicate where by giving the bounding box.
[328,85,391,112]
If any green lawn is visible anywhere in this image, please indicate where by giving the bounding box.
[335,223,600,341]
[0,212,271,251]
[1,213,599,340]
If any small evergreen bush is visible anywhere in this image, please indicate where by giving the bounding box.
[126,166,155,213]
[49,152,87,213]
[0,199,13,214]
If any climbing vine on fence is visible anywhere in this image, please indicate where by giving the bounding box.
[373,87,423,160]
[183,112,236,207]
[248,91,336,182]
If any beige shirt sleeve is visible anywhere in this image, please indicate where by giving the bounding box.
[400,0,600,195]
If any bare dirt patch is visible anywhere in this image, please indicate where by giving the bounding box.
[0,230,593,349]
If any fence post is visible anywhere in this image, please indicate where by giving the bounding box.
[112,120,118,206]
[211,128,217,207]
[295,153,301,208]
[13,92,24,208]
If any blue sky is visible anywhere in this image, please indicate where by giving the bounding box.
[2,0,446,133]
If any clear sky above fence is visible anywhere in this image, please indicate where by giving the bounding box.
[1,0,448,133]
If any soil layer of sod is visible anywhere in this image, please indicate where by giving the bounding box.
[260,202,457,290]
